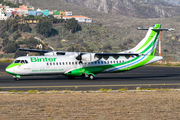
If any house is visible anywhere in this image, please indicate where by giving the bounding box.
[63,15,92,23]
[28,10,42,16]
[42,9,49,17]
[0,9,7,20]
[66,11,72,16]
[15,5,28,16]
[60,11,66,18]
[0,4,6,14]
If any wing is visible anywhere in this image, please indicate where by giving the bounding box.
[18,48,66,55]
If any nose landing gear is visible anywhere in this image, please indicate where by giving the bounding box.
[13,75,21,81]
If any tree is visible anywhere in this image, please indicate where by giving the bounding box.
[3,41,19,53]
[36,20,58,37]
[64,18,82,33]
[2,38,9,47]
[13,31,22,40]
[21,23,32,32]
[14,50,27,58]
[0,32,8,39]
[26,37,39,49]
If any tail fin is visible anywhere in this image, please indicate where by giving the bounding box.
[122,24,161,55]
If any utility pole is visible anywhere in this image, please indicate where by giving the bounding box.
[159,31,161,62]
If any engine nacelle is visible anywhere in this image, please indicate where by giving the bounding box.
[81,53,99,62]
[44,52,57,56]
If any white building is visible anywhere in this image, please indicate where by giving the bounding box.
[0,9,7,20]
[6,6,14,13]
[66,11,72,16]
[63,15,92,23]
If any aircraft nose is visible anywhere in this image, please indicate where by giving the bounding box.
[6,64,14,74]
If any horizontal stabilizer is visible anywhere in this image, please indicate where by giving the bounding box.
[137,27,175,31]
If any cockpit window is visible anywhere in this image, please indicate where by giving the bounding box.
[14,60,21,63]
[21,60,25,63]
[25,60,28,63]
[14,60,28,64]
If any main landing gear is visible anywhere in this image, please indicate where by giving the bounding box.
[88,74,94,80]
[67,76,75,79]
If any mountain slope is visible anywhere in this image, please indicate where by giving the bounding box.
[164,0,180,5]
[4,0,30,6]
[65,0,179,18]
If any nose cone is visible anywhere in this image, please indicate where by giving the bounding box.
[5,63,16,75]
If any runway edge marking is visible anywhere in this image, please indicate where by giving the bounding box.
[1,83,180,89]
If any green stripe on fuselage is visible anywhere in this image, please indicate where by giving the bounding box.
[6,63,24,70]
[113,55,155,73]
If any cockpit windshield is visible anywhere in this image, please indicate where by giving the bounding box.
[14,60,28,64]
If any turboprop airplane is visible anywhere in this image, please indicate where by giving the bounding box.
[6,24,175,81]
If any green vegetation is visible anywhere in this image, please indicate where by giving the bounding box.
[64,18,82,33]
[118,87,128,92]
[3,40,19,54]
[28,90,40,93]
[98,88,112,92]
[36,20,58,37]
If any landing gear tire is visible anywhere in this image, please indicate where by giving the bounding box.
[14,78,19,81]
[67,76,75,79]
[88,74,94,80]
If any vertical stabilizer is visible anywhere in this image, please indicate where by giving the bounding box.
[121,24,161,55]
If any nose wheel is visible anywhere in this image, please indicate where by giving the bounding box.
[13,75,21,81]
[14,78,19,81]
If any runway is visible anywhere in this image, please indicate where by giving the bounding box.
[1,63,180,91]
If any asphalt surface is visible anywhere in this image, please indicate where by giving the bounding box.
[1,63,180,91]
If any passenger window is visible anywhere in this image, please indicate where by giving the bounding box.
[113,61,115,63]
[107,61,109,64]
[122,60,124,63]
[50,63,52,65]
[101,61,103,64]
[59,62,61,65]
[110,61,112,64]
[98,61,100,64]
[53,63,55,65]
[47,63,49,65]
[63,62,64,65]
[66,62,68,65]
[116,61,118,63]
[75,62,77,65]
[69,62,71,65]
[119,61,121,63]
[56,62,58,65]
[72,62,74,65]
[104,61,106,64]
